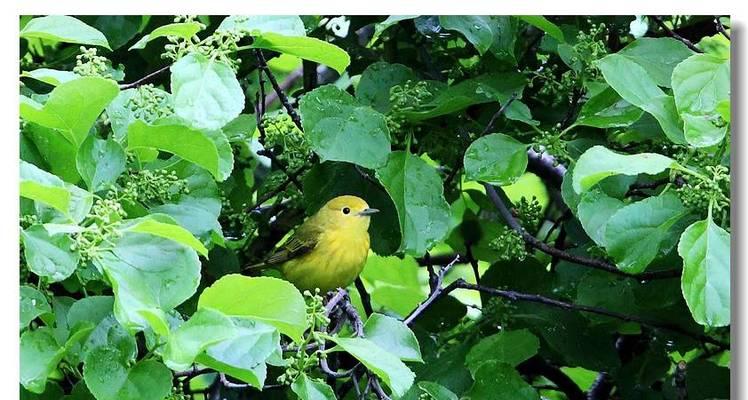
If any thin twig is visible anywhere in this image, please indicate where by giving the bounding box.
[255,49,303,131]
[264,67,304,109]
[119,64,171,89]
[354,278,373,316]
[518,356,585,400]
[465,244,481,285]
[715,16,731,40]
[445,95,519,186]
[650,16,703,53]
[482,93,519,135]
[368,372,392,400]
[219,373,251,389]
[403,255,461,325]
[483,183,681,280]
[447,279,728,348]
[587,372,613,400]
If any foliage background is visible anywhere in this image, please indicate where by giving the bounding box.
[19,15,731,400]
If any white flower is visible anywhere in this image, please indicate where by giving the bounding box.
[325,16,350,38]
[629,15,649,38]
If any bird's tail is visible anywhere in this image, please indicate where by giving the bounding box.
[243,261,268,272]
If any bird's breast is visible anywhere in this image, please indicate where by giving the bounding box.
[282,227,370,292]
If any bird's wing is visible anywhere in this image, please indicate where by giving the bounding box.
[245,222,322,270]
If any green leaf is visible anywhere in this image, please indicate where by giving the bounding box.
[681,113,728,148]
[251,33,350,74]
[20,286,51,330]
[363,313,422,362]
[376,151,451,255]
[83,348,172,400]
[403,73,525,121]
[465,361,539,400]
[20,76,119,147]
[616,37,694,87]
[577,189,626,247]
[464,133,529,185]
[93,231,201,333]
[678,217,730,327]
[572,146,675,193]
[439,16,494,55]
[218,15,306,36]
[23,123,81,183]
[76,136,126,192]
[465,329,539,374]
[327,336,415,397]
[604,193,688,273]
[21,69,79,86]
[697,33,730,60]
[20,160,71,215]
[106,87,174,142]
[597,53,685,144]
[291,374,336,400]
[575,87,645,129]
[170,53,244,130]
[198,275,307,342]
[300,85,391,169]
[20,328,66,393]
[124,214,209,257]
[672,54,730,147]
[418,381,459,400]
[127,120,232,181]
[519,16,565,42]
[81,15,146,50]
[129,22,202,50]
[21,226,79,282]
[150,162,223,242]
[369,15,419,46]
[163,308,237,370]
[77,315,136,367]
[197,318,279,387]
[21,15,111,49]
[356,62,417,113]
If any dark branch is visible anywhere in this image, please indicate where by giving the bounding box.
[483,183,681,280]
[518,356,585,400]
[119,64,171,89]
[447,279,728,348]
[715,16,730,40]
[482,93,519,135]
[526,148,566,189]
[255,49,303,131]
[650,16,703,53]
[404,255,461,325]
[587,372,613,400]
[264,67,303,109]
[354,278,373,316]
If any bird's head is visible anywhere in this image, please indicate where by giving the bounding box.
[318,195,379,231]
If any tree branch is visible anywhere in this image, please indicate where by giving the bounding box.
[404,255,461,325]
[255,49,303,131]
[587,372,613,400]
[446,278,728,348]
[715,16,730,40]
[354,278,373,316]
[482,93,519,135]
[119,64,170,90]
[650,16,703,53]
[518,356,585,400]
[483,183,681,280]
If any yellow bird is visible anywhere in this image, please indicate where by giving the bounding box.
[245,195,379,292]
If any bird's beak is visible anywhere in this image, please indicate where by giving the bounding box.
[357,208,380,216]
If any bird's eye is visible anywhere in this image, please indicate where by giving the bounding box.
[342,207,351,215]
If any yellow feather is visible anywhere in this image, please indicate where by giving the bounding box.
[260,195,377,292]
